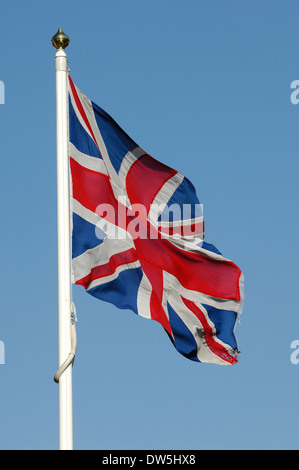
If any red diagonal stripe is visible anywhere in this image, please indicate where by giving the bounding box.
[76,248,139,289]
[69,76,100,152]
[71,157,116,213]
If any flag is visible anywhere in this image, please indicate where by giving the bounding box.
[68,76,244,365]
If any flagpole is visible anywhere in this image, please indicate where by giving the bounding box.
[52,28,73,451]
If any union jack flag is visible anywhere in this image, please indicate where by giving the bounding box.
[69,76,244,365]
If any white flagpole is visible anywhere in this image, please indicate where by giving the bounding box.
[52,28,73,451]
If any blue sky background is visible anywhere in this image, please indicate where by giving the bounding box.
[0,0,298,450]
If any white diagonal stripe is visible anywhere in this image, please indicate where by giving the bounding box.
[86,261,141,291]
[148,172,184,225]
[137,272,152,320]
[69,142,107,175]
[72,237,135,283]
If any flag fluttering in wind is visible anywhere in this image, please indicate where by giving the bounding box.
[69,76,244,365]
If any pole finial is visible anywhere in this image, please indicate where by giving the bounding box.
[52,28,70,50]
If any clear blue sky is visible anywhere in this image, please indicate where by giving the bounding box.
[0,0,298,450]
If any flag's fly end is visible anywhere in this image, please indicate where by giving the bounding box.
[52,28,70,50]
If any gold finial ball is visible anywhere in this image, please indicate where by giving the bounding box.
[51,28,70,50]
